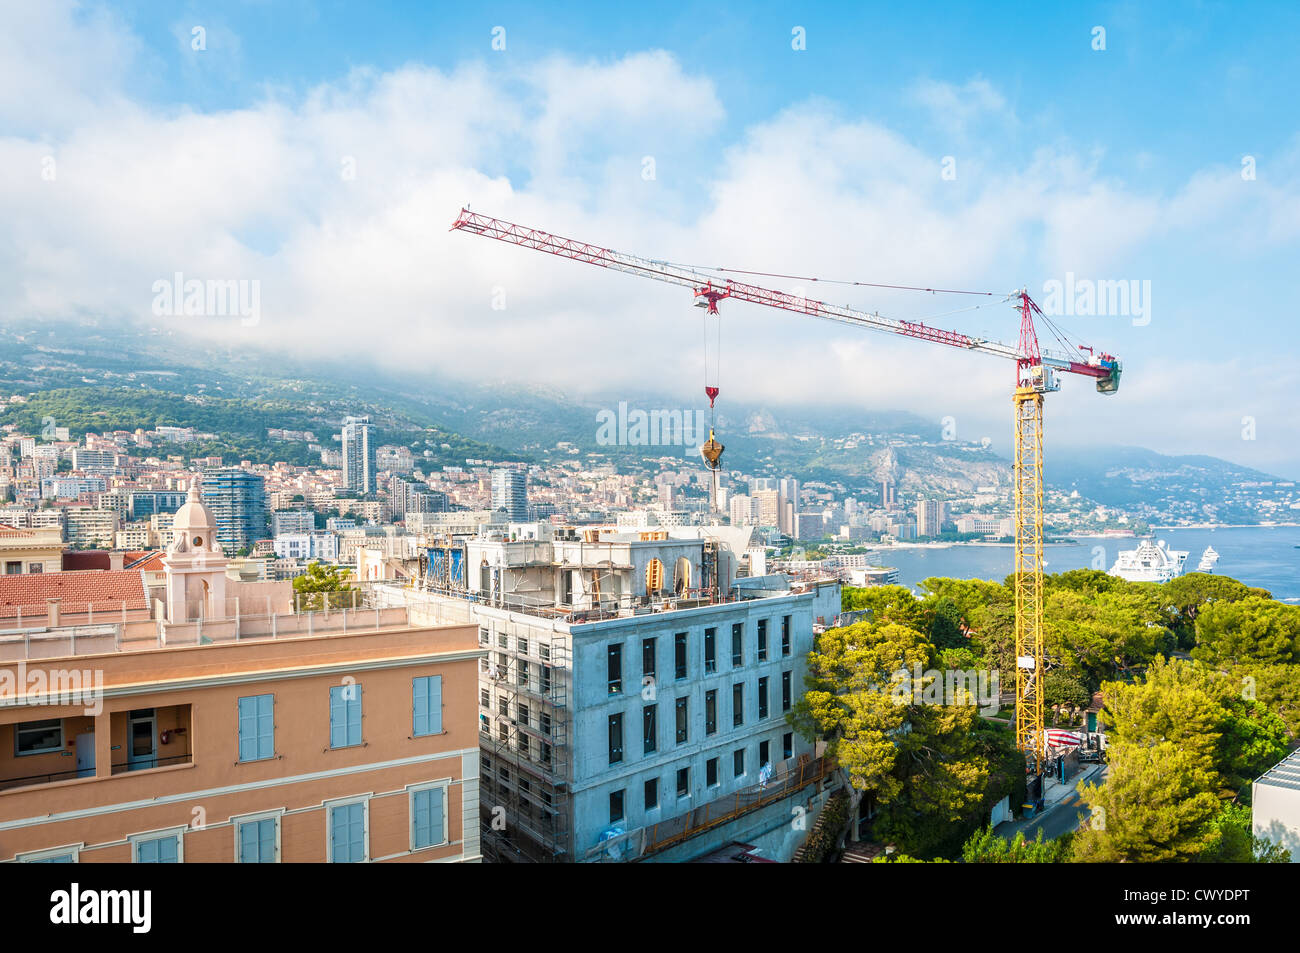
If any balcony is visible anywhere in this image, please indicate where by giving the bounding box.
[582,756,833,862]
[0,704,192,794]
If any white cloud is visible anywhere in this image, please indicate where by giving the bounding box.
[3,4,1300,474]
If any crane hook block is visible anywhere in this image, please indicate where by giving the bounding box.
[700,428,725,471]
[705,386,719,408]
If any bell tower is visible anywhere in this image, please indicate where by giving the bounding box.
[162,484,228,624]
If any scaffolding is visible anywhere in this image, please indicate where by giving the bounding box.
[479,630,572,863]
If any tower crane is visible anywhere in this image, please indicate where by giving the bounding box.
[449,208,1122,784]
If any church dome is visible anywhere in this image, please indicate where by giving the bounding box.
[173,484,215,534]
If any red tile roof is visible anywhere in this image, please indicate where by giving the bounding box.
[0,569,148,618]
[124,551,165,571]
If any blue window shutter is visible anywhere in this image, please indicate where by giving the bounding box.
[240,822,256,862]
[329,687,344,748]
[241,694,274,761]
[138,835,178,863]
[413,678,427,735]
[413,790,431,848]
[428,676,442,734]
[332,803,363,862]
[428,787,445,845]
[335,806,351,858]
[414,676,442,736]
[238,696,256,761]
[331,686,362,748]
[259,818,275,862]
[258,694,274,759]
[348,803,364,861]
[349,686,362,746]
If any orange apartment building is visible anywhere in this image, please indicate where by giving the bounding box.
[0,488,484,863]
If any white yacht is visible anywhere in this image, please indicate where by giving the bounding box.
[1196,546,1220,573]
[1108,538,1188,583]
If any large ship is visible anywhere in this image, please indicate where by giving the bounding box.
[1108,538,1188,583]
[1196,546,1220,573]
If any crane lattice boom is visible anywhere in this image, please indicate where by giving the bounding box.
[450,208,1121,392]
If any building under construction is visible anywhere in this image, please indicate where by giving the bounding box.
[395,520,840,862]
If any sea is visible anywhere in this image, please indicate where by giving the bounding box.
[877,525,1300,603]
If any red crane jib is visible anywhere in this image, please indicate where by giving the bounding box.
[450,209,1119,385]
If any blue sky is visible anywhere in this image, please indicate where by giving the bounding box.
[4,1,1300,475]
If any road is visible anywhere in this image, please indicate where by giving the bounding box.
[998,763,1108,842]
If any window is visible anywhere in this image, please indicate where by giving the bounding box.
[783,731,794,760]
[539,643,551,662]
[14,718,62,756]
[608,713,624,764]
[237,694,274,762]
[498,695,508,717]
[642,637,656,680]
[643,704,658,754]
[674,632,688,680]
[758,676,769,719]
[781,616,791,656]
[19,847,77,863]
[758,619,768,661]
[517,636,529,655]
[235,814,279,863]
[608,643,623,694]
[675,696,688,744]
[516,704,530,727]
[609,789,625,824]
[759,740,770,767]
[411,784,448,850]
[539,665,552,693]
[540,742,552,767]
[733,748,745,778]
[704,627,717,673]
[782,670,792,712]
[540,711,552,736]
[732,683,744,727]
[498,721,508,742]
[329,684,362,749]
[644,777,659,811]
[516,733,530,757]
[4,561,20,574]
[517,660,529,688]
[706,757,719,787]
[731,623,743,666]
[328,800,367,863]
[497,631,507,648]
[479,688,489,708]
[133,830,183,863]
[413,675,443,736]
[479,626,490,645]
[705,689,717,735]
[676,766,690,798]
